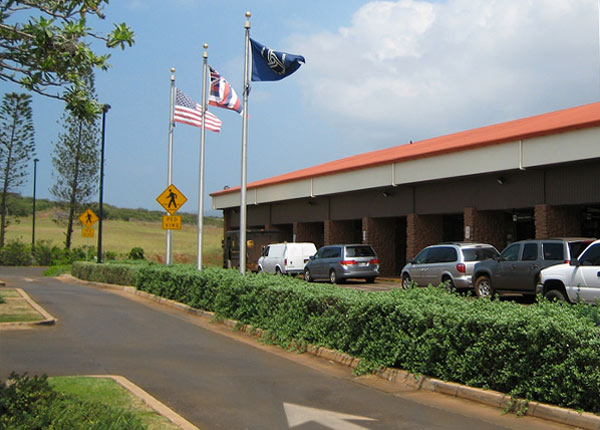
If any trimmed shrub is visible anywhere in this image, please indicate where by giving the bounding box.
[72,261,148,286]
[74,264,600,413]
[128,247,145,260]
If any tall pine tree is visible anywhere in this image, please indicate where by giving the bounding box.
[0,92,35,247]
[51,81,100,249]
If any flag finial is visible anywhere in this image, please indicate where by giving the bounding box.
[246,11,251,18]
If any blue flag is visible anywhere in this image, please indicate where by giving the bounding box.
[250,38,305,82]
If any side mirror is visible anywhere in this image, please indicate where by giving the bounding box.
[569,259,579,266]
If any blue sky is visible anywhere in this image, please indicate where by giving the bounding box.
[4,0,600,216]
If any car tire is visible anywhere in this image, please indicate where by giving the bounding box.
[275,266,282,275]
[365,277,375,283]
[401,274,411,290]
[441,276,454,292]
[545,289,567,302]
[474,275,494,299]
[304,268,313,283]
[329,270,338,284]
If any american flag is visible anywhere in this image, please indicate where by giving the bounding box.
[174,88,222,132]
[208,66,243,114]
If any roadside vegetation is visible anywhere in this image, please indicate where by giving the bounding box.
[0,193,224,267]
[0,373,179,430]
[0,289,43,323]
[71,262,600,415]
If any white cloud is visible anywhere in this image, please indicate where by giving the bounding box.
[292,0,599,146]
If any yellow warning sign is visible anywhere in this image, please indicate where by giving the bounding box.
[82,228,95,238]
[162,215,182,230]
[157,184,187,215]
[79,209,99,228]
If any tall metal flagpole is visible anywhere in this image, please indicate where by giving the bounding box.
[166,67,176,265]
[197,44,209,270]
[240,11,251,274]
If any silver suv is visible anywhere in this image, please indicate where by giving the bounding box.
[401,242,499,290]
[304,244,379,284]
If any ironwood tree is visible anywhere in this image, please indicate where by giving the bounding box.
[0,0,134,119]
[0,92,35,247]
[51,79,100,249]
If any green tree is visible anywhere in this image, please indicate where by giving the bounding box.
[0,92,35,247]
[51,81,100,249]
[0,0,134,119]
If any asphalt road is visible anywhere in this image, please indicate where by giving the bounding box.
[0,267,575,430]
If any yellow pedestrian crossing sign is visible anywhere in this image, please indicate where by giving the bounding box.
[79,209,98,228]
[157,184,187,215]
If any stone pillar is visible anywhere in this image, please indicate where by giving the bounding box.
[535,204,581,238]
[406,213,443,260]
[363,217,396,276]
[464,207,505,250]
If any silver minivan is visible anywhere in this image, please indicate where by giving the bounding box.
[303,244,379,284]
[401,242,499,290]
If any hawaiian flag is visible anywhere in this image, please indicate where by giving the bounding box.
[208,66,243,114]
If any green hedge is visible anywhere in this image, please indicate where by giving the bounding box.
[73,264,600,413]
[71,261,150,286]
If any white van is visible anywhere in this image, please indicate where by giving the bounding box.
[258,242,317,275]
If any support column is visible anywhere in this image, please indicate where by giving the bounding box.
[363,217,396,276]
[406,213,443,260]
[464,207,505,250]
[535,204,581,238]
[324,220,357,245]
[293,222,324,248]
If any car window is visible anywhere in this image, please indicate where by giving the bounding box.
[413,248,429,264]
[426,247,457,263]
[542,243,564,260]
[522,243,538,261]
[462,247,498,261]
[579,244,600,266]
[262,246,270,257]
[569,241,593,260]
[346,246,375,257]
[501,243,520,261]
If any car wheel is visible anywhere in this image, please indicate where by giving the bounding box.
[329,270,338,284]
[441,277,455,292]
[304,268,313,283]
[545,289,567,302]
[257,266,263,273]
[474,276,494,299]
[275,266,282,275]
[365,277,375,284]
[401,274,411,290]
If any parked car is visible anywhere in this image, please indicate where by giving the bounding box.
[537,239,600,304]
[401,242,499,290]
[303,244,379,284]
[472,238,594,299]
[257,242,317,275]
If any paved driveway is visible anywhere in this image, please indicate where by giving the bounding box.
[0,267,574,430]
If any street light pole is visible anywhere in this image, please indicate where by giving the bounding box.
[97,104,111,263]
[32,158,39,252]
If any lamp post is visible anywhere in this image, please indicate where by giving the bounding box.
[32,158,39,251]
[97,104,111,263]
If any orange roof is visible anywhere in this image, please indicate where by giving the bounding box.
[211,101,600,196]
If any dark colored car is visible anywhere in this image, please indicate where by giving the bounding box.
[304,244,379,284]
[472,238,594,299]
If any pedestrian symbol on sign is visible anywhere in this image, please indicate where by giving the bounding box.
[157,184,187,215]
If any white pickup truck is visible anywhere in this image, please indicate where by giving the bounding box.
[537,239,600,304]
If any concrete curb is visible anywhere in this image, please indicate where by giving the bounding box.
[87,375,200,430]
[65,275,600,430]
[0,287,57,329]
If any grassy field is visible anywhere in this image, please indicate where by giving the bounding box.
[4,210,224,266]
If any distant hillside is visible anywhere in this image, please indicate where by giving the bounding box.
[4,193,223,227]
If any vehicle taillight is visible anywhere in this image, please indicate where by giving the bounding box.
[456,263,466,273]
[369,259,380,265]
[340,260,357,265]
[284,258,288,266]
[564,260,570,264]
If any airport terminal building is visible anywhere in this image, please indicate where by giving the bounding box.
[210,102,600,276]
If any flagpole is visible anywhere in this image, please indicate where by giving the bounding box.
[197,43,209,270]
[166,67,176,266]
[240,11,251,275]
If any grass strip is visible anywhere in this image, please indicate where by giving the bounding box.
[0,289,44,323]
